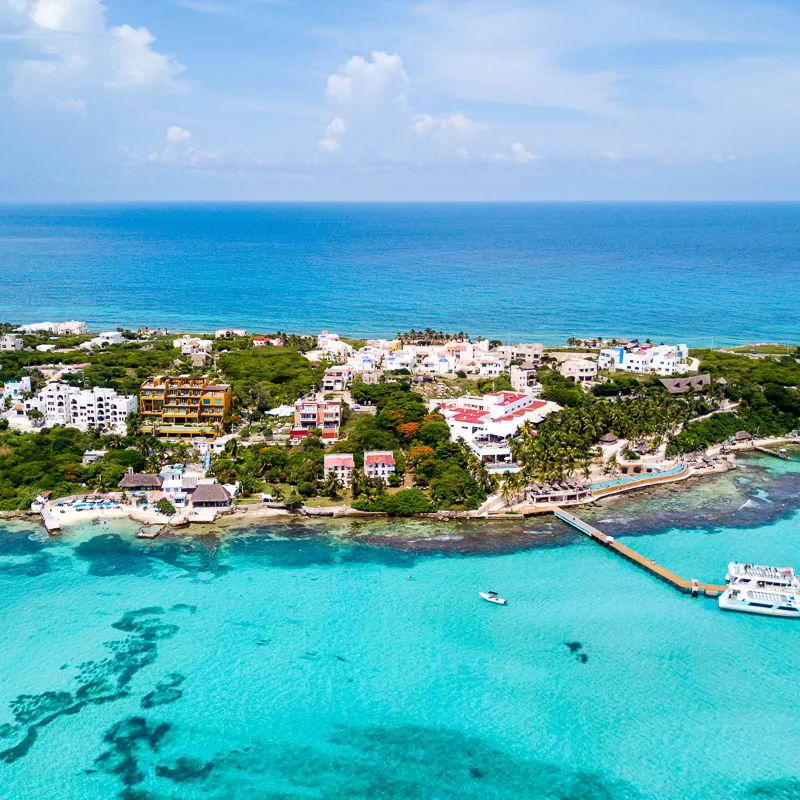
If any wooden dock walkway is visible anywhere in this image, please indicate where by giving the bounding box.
[554,508,726,598]
[754,445,790,461]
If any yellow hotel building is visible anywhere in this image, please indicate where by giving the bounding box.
[139,375,233,438]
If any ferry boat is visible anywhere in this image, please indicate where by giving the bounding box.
[719,562,800,618]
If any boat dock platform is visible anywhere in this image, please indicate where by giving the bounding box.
[554,508,726,598]
[754,446,791,461]
[41,510,61,535]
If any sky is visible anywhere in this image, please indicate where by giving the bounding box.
[1,0,800,200]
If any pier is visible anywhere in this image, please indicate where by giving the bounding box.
[554,508,726,598]
[41,510,61,535]
[754,445,791,461]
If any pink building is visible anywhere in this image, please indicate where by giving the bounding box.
[364,451,396,483]
[291,398,342,440]
[324,453,355,487]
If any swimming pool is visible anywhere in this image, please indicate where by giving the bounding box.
[591,463,686,491]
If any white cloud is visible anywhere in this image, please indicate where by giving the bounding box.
[6,0,185,105]
[166,125,191,144]
[326,51,408,107]
[147,125,218,166]
[55,97,87,114]
[411,113,484,138]
[318,117,346,153]
[511,142,539,164]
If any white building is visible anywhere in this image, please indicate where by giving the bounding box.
[364,451,396,483]
[317,331,355,360]
[25,383,136,433]
[598,344,689,376]
[433,391,561,471]
[16,321,87,335]
[173,335,213,355]
[323,366,355,391]
[478,354,506,378]
[68,387,137,433]
[324,453,356,487]
[81,331,125,350]
[0,334,24,352]
[560,358,597,384]
[509,364,538,393]
[215,328,246,338]
[2,377,31,402]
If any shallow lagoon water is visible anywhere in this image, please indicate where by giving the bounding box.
[1,455,800,799]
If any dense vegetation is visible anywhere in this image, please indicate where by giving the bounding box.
[217,347,325,412]
[0,427,146,510]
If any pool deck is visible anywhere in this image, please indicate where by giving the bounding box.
[554,507,727,598]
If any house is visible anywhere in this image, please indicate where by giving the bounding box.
[598,344,689,376]
[560,358,597,384]
[292,398,341,437]
[733,430,753,443]
[190,483,232,508]
[215,328,246,338]
[139,375,233,438]
[324,453,356,487]
[2,377,31,402]
[498,343,544,365]
[364,451,396,483]
[80,331,125,350]
[323,366,355,391]
[81,449,108,465]
[173,335,213,355]
[118,471,163,491]
[509,364,538,393]
[190,352,208,368]
[253,336,284,347]
[317,331,355,360]
[478,354,506,378]
[0,334,24,352]
[660,374,711,395]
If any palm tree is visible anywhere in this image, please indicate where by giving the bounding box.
[323,472,342,499]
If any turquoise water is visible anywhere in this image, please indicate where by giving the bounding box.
[2,459,800,799]
[2,203,800,344]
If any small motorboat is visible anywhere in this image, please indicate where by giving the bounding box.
[479,591,507,605]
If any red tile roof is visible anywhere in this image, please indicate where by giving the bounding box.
[365,452,395,466]
[325,454,355,468]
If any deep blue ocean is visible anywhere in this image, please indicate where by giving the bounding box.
[1,202,799,345]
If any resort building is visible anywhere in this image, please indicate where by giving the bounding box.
[291,398,342,440]
[509,364,538,393]
[322,366,355,391]
[560,358,597,384]
[324,453,356,487]
[24,383,136,433]
[316,331,355,361]
[0,334,24,352]
[433,391,561,471]
[215,328,246,338]
[598,344,689,376]
[67,387,137,433]
[139,375,233,438]
[364,451,396,483]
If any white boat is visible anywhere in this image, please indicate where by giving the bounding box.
[480,591,507,605]
[719,562,800,618]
